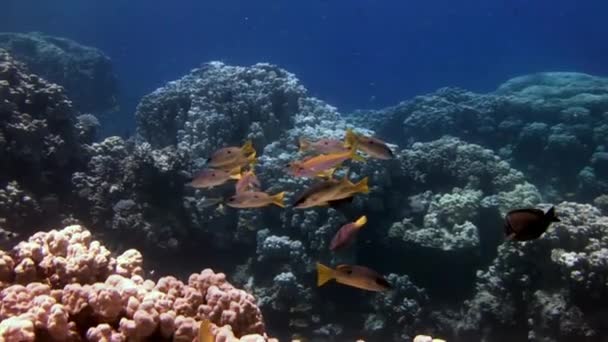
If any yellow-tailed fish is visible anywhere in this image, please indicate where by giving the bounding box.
[187,167,241,189]
[198,319,213,342]
[329,215,367,251]
[226,191,285,208]
[207,140,256,170]
[235,169,261,194]
[293,175,369,209]
[298,137,350,154]
[345,128,393,160]
[288,148,364,178]
[316,262,391,292]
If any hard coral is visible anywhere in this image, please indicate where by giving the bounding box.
[0,225,269,341]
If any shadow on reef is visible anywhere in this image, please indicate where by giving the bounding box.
[2,37,608,341]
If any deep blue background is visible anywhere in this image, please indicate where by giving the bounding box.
[2,0,607,117]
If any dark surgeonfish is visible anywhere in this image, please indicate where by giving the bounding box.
[504,206,560,241]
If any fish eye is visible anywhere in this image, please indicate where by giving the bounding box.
[227,151,232,154]
[253,195,259,199]
[324,142,328,145]
[368,140,374,144]
[228,198,235,202]
[211,172,216,177]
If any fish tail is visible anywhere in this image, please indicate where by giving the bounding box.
[344,128,358,148]
[353,177,370,194]
[271,191,286,208]
[298,137,311,153]
[198,319,213,342]
[241,140,255,156]
[316,262,334,287]
[247,151,258,166]
[229,166,242,180]
[354,215,368,228]
[547,206,560,222]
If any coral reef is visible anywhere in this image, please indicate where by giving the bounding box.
[370,73,608,203]
[457,202,608,341]
[0,225,268,341]
[0,49,94,243]
[0,32,118,113]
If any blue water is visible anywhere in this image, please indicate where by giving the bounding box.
[2,0,608,115]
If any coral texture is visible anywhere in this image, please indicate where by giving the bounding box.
[0,225,267,341]
[0,32,118,113]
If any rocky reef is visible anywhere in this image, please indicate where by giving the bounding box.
[1,43,608,341]
[0,32,118,113]
[365,72,608,206]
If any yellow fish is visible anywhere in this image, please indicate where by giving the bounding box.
[226,191,285,208]
[287,148,365,178]
[198,319,213,342]
[235,169,261,194]
[207,140,256,171]
[187,167,241,189]
[317,262,391,292]
[345,128,394,160]
[298,137,350,154]
[293,175,369,209]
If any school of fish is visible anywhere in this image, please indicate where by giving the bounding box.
[189,128,562,341]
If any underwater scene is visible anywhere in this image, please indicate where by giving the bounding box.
[1,1,608,341]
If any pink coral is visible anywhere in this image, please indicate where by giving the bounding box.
[0,225,270,341]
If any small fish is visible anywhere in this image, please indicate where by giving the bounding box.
[299,137,349,154]
[235,169,261,194]
[288,148,364,178]
[207,140,256,170]
[316,262,391,292]
[504,206,560,241]
[226,191,285,208]
[329,215,367,251]
[345,128,393,160]
[187,167,241,189]
[198,319,213,342]
[293,175,369,209]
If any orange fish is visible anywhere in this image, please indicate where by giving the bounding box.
[293,174,369,209]
[317,263,391,292]
[207,140,256,171]
[198,319,213,342]
[329,215,367,251]
[298,137,350,154]
[235,169,261,194]
[345,128,393,160]
[288,148,364,178]
[226,191,285,208]
[187,167,242,189]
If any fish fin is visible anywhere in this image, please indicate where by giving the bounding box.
[349,148,366,162]
[298,137,311,153]
[344,128,358,148]
[199,319,213,342]
[241,140,255,155]
[316,262,334,287]
[546,206,560,222]
[271,191,286,208]
[316,168,336,179]
[354,215,368,228]
[353,177,370,194]
[247,151,258,166]
[228,166,242,180]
